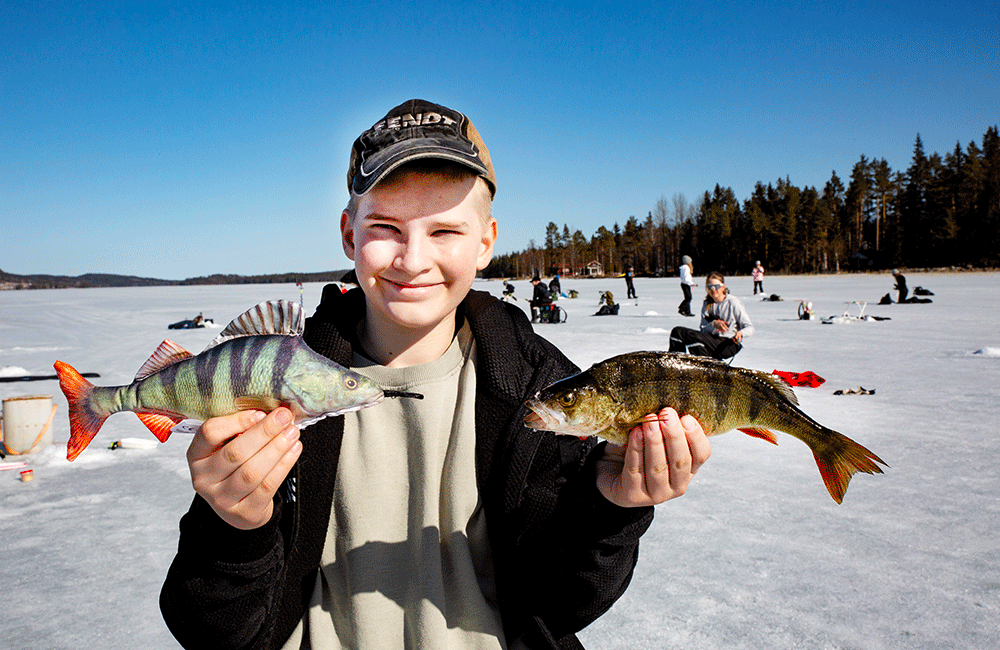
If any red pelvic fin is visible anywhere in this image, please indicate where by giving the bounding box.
[739,427,779,445]
[54,360,108,461]
[134,340,193,381]
[136,412,184,442]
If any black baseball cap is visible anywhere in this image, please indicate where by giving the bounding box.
[347,99,497,198]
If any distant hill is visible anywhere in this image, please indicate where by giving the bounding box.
[0,269,352,290]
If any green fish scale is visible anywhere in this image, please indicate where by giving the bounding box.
[591,352,817,438]
[93,335,295,421]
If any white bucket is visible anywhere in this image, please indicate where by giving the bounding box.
[1,394,55,455]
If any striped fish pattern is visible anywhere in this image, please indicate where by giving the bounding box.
[524,351,886,503]
[55,300,383,461]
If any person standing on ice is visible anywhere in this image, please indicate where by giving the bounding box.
[624,266,637,299]
[678,255,696,316]
[160,98,712,650]
[751,261,764,295]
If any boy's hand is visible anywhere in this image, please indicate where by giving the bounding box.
[596,407,711,507]
[186,408,302,530]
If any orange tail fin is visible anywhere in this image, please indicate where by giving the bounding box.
[812,429,887,503]
[54,360,109,461]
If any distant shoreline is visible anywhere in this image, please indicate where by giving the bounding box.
[0,269,353,291]
[2,265,995,291]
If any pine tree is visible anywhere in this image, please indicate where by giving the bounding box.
[977,126,1000,265]
[901,135,931,265]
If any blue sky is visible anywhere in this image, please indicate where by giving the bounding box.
[3,1,997,279]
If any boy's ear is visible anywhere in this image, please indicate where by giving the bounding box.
[340,211,356,261]
[476,218,498,270]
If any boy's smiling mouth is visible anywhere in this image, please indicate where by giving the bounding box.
[381,277,444,294]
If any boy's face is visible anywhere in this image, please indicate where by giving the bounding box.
[342,171,496,334]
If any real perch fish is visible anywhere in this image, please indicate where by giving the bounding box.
[54,300,410,461]
[524,351,886,503]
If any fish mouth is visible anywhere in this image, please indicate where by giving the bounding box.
[525,399,607,438]
[297,393,386,429]
[524,401,569,433]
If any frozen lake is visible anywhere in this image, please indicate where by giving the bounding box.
[2,272,998,649]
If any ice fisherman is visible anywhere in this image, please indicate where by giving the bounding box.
[669,271,754,360]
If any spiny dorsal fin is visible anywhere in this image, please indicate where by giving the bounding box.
[205,300,304,350]
[135,340,194,381]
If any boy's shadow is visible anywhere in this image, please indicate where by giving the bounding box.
[322,526,497,634]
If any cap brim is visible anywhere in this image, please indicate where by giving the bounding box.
[352,138,490,195]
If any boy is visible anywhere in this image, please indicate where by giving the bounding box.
[160,99,711,650]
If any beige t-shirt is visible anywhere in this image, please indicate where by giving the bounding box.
[281,324,506,650]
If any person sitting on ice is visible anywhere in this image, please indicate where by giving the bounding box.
[529,274,553,322]
[669,272,754,360]
[501,279,516,301]
[892,269,908,303]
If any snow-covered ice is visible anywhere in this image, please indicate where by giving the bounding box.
[2,273,998,649]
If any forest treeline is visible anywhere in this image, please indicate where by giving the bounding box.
[486,127,1000,279]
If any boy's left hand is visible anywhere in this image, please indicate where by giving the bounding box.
[596,407,711,507]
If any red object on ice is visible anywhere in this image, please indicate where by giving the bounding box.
[772,370,826,388]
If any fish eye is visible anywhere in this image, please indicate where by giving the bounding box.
[559,393,576,407]
[345,377,358,390]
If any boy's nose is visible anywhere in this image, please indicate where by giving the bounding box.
[393,237,431,274]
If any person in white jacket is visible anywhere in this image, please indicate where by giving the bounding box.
[677,255,696,316]
[670,271,753,360]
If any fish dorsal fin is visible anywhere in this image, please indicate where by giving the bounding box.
[206,300,304,350]
[135,340,194,381]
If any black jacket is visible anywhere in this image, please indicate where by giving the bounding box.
[160,287,653,649]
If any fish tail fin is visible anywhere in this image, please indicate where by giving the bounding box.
[811,428,887,503]
[54,360,109,461]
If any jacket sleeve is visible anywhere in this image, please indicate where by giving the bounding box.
[159,495,287,649]
[731,298,755,337]
[506,433,654,642]
[470,294,653,643]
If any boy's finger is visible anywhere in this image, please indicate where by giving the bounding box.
[207,408,294,470]
[680,414,711,473]
[188,410,267,461]
[239,438,303,518]
[654,407,694,493]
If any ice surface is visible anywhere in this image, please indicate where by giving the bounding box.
[1,273,998,649]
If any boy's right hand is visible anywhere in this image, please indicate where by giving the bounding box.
[186,408,303,531]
